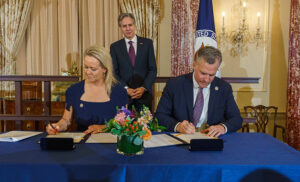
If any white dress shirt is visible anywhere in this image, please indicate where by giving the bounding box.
[124,35,137,89]
[192,72,210,128]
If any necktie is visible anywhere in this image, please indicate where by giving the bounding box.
[128,41,136,66]
[193,87,204,126]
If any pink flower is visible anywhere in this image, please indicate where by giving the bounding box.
[146,112,153,121]
[137,117,147,125]
[115,112,126,125]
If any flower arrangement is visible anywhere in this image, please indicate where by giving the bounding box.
[103,105,165,147]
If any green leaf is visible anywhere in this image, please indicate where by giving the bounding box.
[131,105,136,111]
[111,128,121,135]
[113,122,121,130]
[137,130,147,136]
[159,126,167,130]
[148,117,166,132]
[102,127,109,132]
[133,136,143,145]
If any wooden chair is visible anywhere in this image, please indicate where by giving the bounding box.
[243,105,285,141]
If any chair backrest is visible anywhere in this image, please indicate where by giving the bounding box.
[244,105,278,133]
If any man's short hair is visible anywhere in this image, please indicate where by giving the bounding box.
[118,13,136,27]
[194,46,222,65]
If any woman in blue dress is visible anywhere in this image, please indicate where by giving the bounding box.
[46,45,128,134]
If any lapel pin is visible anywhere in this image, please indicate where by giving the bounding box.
[139,42,143,45]
[80,103,83,108]
[215,86,219,91]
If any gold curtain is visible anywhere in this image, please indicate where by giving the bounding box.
[17,0,120,76]
[81,0,121,51]
[118,0,160,56]
[21,0,78,75]
[0,0,33,98]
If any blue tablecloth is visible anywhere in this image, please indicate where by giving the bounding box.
[0,132,299,182]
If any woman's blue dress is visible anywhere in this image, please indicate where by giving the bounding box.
[65,80,128,131]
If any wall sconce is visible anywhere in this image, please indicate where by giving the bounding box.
[217,1,265,57]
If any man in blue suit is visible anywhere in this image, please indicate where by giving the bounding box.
[110,13,157,111]
[155,46,242,137]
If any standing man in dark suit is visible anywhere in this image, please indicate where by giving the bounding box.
[110,13,157,111]
[155,46,242,137]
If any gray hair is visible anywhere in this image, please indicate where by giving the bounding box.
[194,46,222,65]
[118,13,136,27]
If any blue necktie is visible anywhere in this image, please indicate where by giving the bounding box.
[128,41,136,66]
[193,88,204,126]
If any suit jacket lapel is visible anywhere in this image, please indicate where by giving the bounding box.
[184,73,194,122]
[207,78,217,121]
[135,36,143,68]
[120,38,133,67]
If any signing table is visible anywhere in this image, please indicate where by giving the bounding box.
[0,133,299,182]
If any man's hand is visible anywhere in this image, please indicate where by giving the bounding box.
[126,88,135,97]
[131,87,145,99]
[176,120,196,134]
[201,124,225,137]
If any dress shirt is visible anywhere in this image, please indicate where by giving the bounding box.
[192,72,210,128]
[125,35,137,55]
[123,35,147,91]
[174,73,209,132]
[124,35,137,89]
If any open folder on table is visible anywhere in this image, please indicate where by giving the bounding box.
[144,134,184,148]
[144,132,215,148]
[85,133,185,147]
[0,131,42,142]
[86,133,117,143]
[84,132,215,147]
[171,132,215,144]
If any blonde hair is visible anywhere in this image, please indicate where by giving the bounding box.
[84,45,117,96]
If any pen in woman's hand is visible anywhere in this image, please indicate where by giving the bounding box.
[48,122,58,134]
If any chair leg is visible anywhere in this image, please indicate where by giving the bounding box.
[273,126,277,138]
[282,129,285,142]
[242,124,250,132]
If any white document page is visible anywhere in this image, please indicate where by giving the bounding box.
[172,132,215,144]
[0,131,42,142]
[46,132,85,143]
[86,133,117,143]
[144,134,183,148]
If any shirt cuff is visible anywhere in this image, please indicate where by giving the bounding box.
[220,124,228,133]
[174,122,180,132]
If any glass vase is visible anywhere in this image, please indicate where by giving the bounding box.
[117,135,144,156]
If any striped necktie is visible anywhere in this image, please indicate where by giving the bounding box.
[193,87,204,126]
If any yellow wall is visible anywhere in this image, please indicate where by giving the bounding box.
[157,0,290,112]
[157,0,172,76]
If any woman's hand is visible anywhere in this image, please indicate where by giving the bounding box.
[46,123,60,135]
[84,124,106,135]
